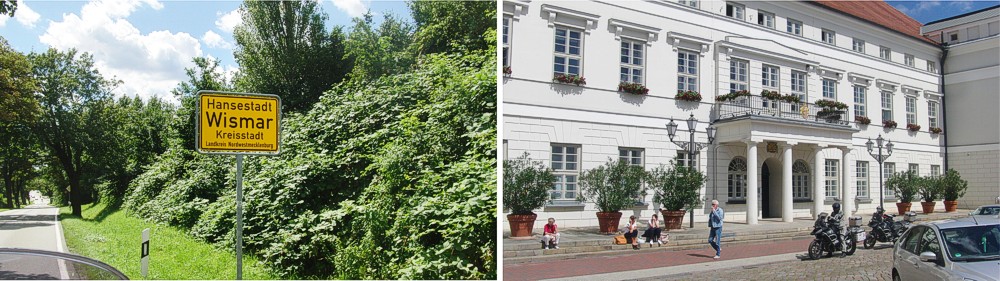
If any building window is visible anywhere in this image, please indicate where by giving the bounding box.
[905,96,917,125]
[787,19,802,36]
[677,49,698,92]
[854,85,867,117]
[822,29,836,45]
[822,79,836,99]
[852,38,865,53]
[931,165,940,177]
[728,157,747,200]
[904,54,914,67]
[990,22,999,36]
[857,161,869,199]
[967,26,980,40]
[726,2,744,20]
[793,160,811,199]
[679,0,698,8]
[677,151,699,168]
[928,101,938,128]
[503,16,511,67]
[909,163,919,175]
[883,162,895,198]
[620,39,645,84]
[927,61,937,73]
[791,70,806,103]
[757,11,774,28]
[825,159,839,198]
[881,91,893,123]
[947,31,958,42]
[762,65,779,89]
[551,144,580,200]
[880,46,891,61]
[729,59,748,92]
[620,148,644,166]
[553,27,583,77]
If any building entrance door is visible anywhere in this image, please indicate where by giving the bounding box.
[761,163,772,218]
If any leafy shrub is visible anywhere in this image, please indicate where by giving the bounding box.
[578,158,646,213]
[503,152,555,215]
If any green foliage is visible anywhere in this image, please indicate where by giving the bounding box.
[0,0,15,17]
[170,57,232,151]
[409,1,495,55]
[888,171,920,203]
[940,169,968,201]
[345,12,415,81]
[579,158,646,213]
[233,0,350,113]
[918,175,942,203]
[648,160,705,211]
[503,152,555,215]
[0,36,39,124]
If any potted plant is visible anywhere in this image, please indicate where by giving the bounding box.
[503,153,556,237]
[760,90,781,100]
[883,120,898,129]
[917,176,941,214]
[647,160,705,230]
[930,127,942,134]
[715,90,751,102]
[553,74,586,86]
[940,169,968,212]
[887,171,919,215]
[780,94,801,103]
[676,90,702,102]
[907,123,921,132]
[579,158,647,234]
[618,82,649,95]
[855,115,871,125]
[815,99,848,110]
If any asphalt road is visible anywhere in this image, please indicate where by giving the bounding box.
[0,205,71,279]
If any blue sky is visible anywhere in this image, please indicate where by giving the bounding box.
[889,0,999,23]
[0,0,410,103]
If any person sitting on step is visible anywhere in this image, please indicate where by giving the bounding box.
[642,214,662,247]
[541,217,560,249]
[624,215,640,250]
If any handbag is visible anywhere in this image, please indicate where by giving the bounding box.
[613,234,627,245]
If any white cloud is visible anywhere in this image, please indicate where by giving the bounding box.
[202,30,232,49]
[894,1,941,16]
[949,1,974,12]
[0,1,41,28]
[38,0,199,103]
[331,0,368,18]
[215,9,242,33]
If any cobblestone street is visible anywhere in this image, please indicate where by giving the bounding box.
[659,244,897,281]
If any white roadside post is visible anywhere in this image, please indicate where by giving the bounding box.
[196,91,281,280]
[141,228,150,278]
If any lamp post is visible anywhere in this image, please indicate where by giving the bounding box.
[865,134,894,210]
[666,113,717,228]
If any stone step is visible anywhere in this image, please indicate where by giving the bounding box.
[503,226,814,251]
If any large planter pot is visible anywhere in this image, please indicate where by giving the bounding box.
[920,201,937,214]
[595,211,623,234]
[660,210,687,230]
[944,200,959,212]
[896,202,912,215]
[507,213,538,238]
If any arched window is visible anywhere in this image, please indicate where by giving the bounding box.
[793,160,811,199]
[728,157,747,200]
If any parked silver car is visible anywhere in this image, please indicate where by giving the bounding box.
[970,204,1000,216]
[892,215,1000,281]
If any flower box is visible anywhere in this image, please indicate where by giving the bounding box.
[761,90,781,100]
[715,90,751,102]
[815,99,848,110]
[553,74,586,86]
[817,109,843,121]
[906,123,921,132]
[618,82,649,95]
[855,115,871,125]
[883,120,898,129]
[930,127,942,134]
[503,66,512,76]
[780,94,801,103]
[676,90,702,102]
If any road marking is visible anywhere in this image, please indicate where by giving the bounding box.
[53,207,70,280]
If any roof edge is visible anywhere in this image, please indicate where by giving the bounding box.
[806,1,939,47]
[925,4,1000,26]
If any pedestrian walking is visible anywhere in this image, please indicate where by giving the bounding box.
[624,215,640,250]
[708,199,724,259]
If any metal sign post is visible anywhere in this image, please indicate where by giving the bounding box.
[195,91,281,280]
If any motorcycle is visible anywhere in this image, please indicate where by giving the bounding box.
[863,207,915,249]
[808,212,856,259]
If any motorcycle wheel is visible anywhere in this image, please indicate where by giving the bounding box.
[864,231,876,249]
[846,235,857,255]
[808,240,823,260]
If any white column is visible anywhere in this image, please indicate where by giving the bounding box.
[841,147,855,216]
[782,143,793,222]
[813,145,825,219]
[747,141,758,225]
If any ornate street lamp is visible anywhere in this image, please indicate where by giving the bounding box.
[866,134,893,209]
[666,113,716,228]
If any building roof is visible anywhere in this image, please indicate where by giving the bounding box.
[810,0,937,45]
[922,5,1000,34]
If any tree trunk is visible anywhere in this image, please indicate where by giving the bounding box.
[2,167,12,209]
[69,172,82,216]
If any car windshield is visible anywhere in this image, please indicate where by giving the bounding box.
[973,206,1000,215]
[941,225,1000,262]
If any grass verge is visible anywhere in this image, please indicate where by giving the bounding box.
[59,203,277,280]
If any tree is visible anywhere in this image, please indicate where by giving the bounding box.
[345,12,415,81]
[0,36,40,209]
[170,57,230,151]
[409,1,495,55]
[30,48,116,216]
[233,0,350,113]
[1,0,16,17]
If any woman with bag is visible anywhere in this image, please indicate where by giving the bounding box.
[624,215,640,250]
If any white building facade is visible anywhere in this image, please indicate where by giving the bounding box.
[502,0,951,229]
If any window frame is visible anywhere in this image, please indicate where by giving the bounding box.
[930,165,940,177]
[825,159,839,198]
[852,38,865,53]
[676,151,699,169]
[787,19,802,36]
[967,26,980,40]
[906,96,917,125]
[790,70,807,103]
[947,31,959,43]
[679,0,699,8]
[928,61,937,73]
[821,29,836,45]
[854,85,867,117]
[856,161,869,199]
[620,147,645,167]
[822,79,837,99]
[928,101,938,128]
[909,163,919,175]
[881,91,893,123]
[677,49,699,92]
[729,59,749,93]
[904,54,915,67]
[883,162,895,199]
[728,157,748,200]
[762,64,779,90]
[503,15,512,68]
[619,38,645,84]
[553,26,584,78]
[757,10,774,28]
[550,144,581,201]
[726,2,745,21]
[793,160,811,199]
[880,46,891,61]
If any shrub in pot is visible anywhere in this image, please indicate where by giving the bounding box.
[918,176,942,214]
[579,158,646,234]
[647,160,705,230]
[939,169,968,212]
[888,171,919,215]
[503,153,556,237]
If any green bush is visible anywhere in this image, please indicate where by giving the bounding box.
[888,171,920,203]
[940,169,968,201]
[648,160,705,211]
[503,152,555,215]
[579,158,646,213]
